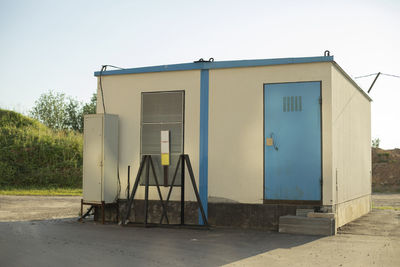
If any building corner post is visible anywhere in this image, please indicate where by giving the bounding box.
[199,69,209,225]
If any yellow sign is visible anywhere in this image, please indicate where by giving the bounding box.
[266,138,274,146]
[161,153,170,166]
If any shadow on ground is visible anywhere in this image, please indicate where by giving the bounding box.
[0,219,321,267]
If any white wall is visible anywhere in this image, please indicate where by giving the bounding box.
[208,62,333,204]
[331,65,372,207]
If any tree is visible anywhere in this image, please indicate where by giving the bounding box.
[30,91,68,130]
[30,91,97,132]
[82,93,97,116]
[79,93,97,132]
[66,97,83,132]
[372,138,380,148]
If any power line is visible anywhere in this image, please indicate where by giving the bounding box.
[354,73,379,79]
[99,65,107,114]
[105,65,125,70]
[97,64,125,203]
[98,64,125,114]
[381,73,400,79]
[355,72,400,79]
[353,71,400,94]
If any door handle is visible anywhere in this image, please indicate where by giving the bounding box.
[268,133,278,151]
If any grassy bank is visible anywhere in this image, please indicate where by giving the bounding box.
[0,109,83,189]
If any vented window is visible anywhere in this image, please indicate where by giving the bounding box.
[140,91,184,186]
[283,96,302,112]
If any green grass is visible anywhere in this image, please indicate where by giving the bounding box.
[372,186,400,193]
[0,187,82,196]
[372,205,400,211]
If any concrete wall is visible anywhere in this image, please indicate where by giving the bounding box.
[208,62,333,204]
[331,64,372,226]
[96,70,201,201]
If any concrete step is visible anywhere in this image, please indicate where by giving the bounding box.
[279,215,336,236]
[307,212,336,219]
[296,208,314,217]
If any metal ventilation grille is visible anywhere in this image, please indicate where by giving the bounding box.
[140,91,184,186]
[142,92,183,123]
[283,96,302,112]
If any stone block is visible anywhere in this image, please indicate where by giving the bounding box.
[279,215,335,236]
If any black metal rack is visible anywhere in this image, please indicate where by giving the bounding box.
[122,154,208,228]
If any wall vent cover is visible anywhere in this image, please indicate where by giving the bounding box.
[283,96,302,112]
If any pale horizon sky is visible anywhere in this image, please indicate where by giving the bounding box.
[0,0,399,149]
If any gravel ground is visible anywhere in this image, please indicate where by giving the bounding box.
[0,195,81,222]
[371,193,400,207]
[0,194,399,267]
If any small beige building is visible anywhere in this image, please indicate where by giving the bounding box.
[92,55,371,231]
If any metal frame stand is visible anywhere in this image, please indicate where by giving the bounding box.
[122,154,209,228]
[160,154,208,226]
[122,155,169,226]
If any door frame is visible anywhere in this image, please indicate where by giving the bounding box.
[262,81,323,205]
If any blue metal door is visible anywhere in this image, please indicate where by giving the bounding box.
[264,82,321,201]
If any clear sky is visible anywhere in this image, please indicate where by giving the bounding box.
[0,0,399,148]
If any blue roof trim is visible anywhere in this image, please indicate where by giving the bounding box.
[94,56,334,76]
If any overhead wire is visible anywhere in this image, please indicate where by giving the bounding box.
[98,64,125,203]
[353,72,400,93]
[105,65,125,70]
[354,72,400,79]
[98,64,126,114]
[99,66,107,114]
[354,73,379,79]
[381,73,400,79]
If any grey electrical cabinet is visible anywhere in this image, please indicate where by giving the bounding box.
[83,114,119,204]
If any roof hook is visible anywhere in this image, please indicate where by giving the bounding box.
[324,50,330,57]
[194,57,214,63]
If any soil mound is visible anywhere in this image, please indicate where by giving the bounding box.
[372,148,400,192]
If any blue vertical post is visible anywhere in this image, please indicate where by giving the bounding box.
[199,69,209,225]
